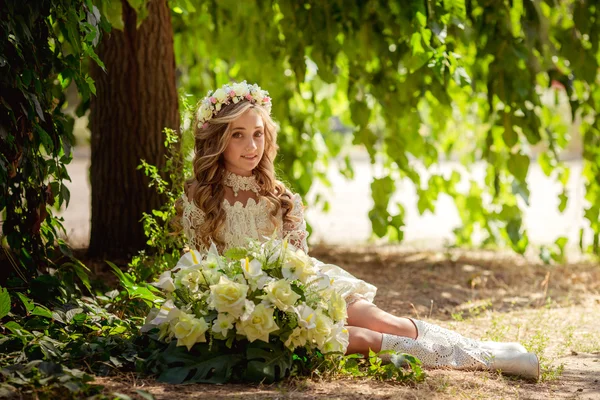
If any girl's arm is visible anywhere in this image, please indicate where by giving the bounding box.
[282,193,309,253]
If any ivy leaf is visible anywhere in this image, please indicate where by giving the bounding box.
[65,308,84,323]
[16,292,34,313]
[62,261,91,292]
[0,287,10,319]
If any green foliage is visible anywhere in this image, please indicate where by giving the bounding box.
[330,350,425,383]
[0,262,163,398]
[170,0,600,257]
[0,361,102,399]
[130,122,193,281]
[0,0,108,279]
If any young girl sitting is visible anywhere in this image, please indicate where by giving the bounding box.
[176,81,539,380]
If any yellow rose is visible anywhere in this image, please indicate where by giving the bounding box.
[171,313,209,351]
[284,327,308,350]
[327,290,348,322]
[310,310,333,347]
[320,322,349,354]
[236,303,278,343]
[264,279,301,311]
[198,105,213,121]
[209,276,249,318]
[178,268,205,292]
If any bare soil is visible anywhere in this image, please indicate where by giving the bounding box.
[95,245,600,399]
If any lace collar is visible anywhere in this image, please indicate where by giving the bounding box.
[223,170,260,197]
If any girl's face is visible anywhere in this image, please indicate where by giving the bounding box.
[222,109,265,176]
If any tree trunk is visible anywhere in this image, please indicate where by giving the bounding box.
[88,0,179,259]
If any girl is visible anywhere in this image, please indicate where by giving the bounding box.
[176,81,540,380]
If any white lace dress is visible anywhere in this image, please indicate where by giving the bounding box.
[180,193,377,305]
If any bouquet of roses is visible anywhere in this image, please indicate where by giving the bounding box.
[141,237,349,383]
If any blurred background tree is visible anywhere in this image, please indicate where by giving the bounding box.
[3,0,600,271]
[88,0,179,259]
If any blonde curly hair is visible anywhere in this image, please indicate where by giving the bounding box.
[173,100,298,251]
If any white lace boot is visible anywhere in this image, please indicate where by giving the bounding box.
[382,319,492,370]
[380,319,539,380]
[480,341,527,353]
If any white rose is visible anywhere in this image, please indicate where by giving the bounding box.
[171,312,209,351]
[253,91,264,103]
[213,88,228,102]
[236,303,279,343]
[232,82,249,97]
[209,276,249,317]
[263,279,300,311]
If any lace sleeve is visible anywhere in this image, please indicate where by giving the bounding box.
[181,193,207,253]
[282,193,309,253]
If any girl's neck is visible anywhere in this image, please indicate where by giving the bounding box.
[224,167,253,177]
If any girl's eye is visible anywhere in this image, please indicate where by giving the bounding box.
[254,131,263,137]
[232,132,242,138]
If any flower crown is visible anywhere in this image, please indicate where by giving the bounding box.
[196,81,272,129]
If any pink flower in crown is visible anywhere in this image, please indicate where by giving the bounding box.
[210,97,217,104]
[264,97,271,103]
[229,91,236,97]
[245,94,253,101]
[202,123,209,129]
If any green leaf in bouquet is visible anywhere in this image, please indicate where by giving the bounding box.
[224,247,248,261]
[244,340,293,383]
[157,341,243,384]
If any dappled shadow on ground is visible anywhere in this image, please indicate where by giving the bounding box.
[93,245,600,399]
[309,245,600,320]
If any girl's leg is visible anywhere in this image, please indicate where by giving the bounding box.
[345,326,382,356]
[347,300,417,339]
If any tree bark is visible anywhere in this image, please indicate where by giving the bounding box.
[88,0,179,259]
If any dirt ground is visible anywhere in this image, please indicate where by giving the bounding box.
[95,245,600,400]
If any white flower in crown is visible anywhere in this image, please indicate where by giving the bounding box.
[196,81,272,129]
